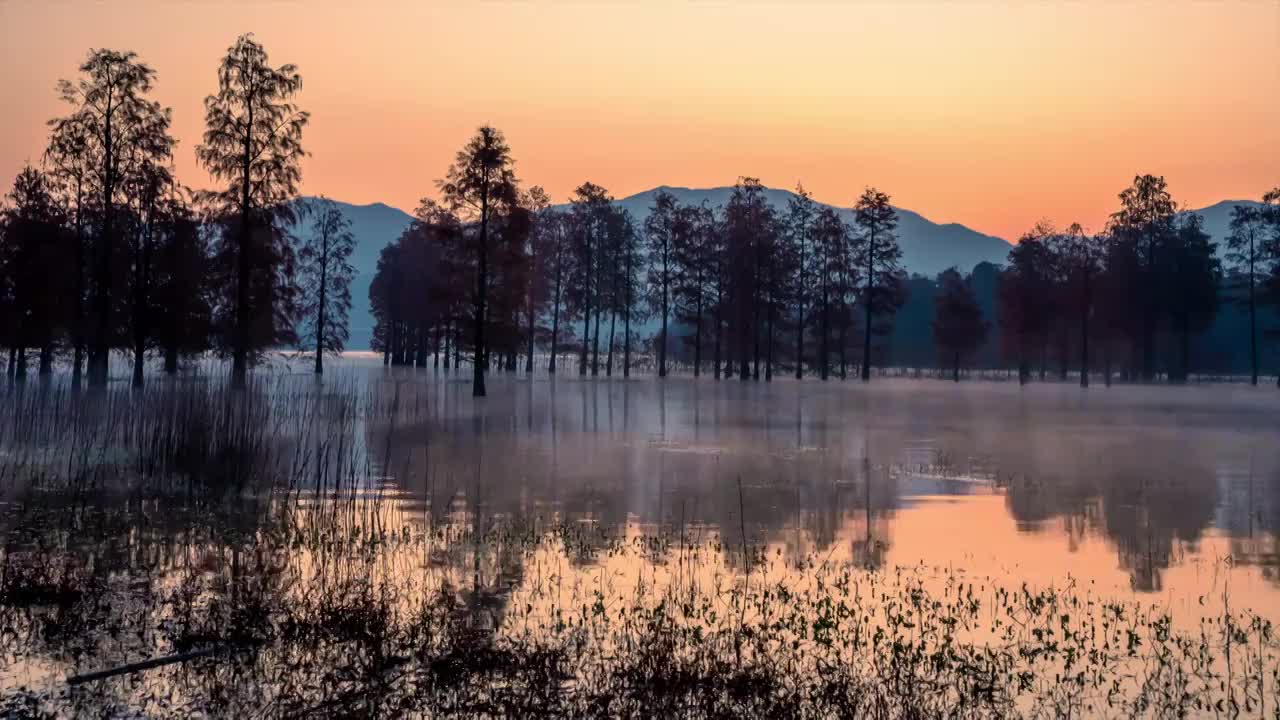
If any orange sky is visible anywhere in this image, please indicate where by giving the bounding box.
[1,0,1277,240]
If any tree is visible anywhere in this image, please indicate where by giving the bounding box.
[851,187,904,381]
[523,187,553,374]
[53,49,172,387]
[999,223,1057,384]
[1162,214,1219,382]
[1059,224,1104,387]
[1226,203,1269,385]
[1108,174,1176,381]
[810,207,850,380]
[932,268,989,381]
[568,182,612,376]
[196,34,308,388]
[645,190,679,377]
[44,114,94,388]
[438,126,518,397]
[0,167,73,382]
[786,184,816,378]
[151,192,213,374]
[298,198,355,374]
[537,207,572,374]
[722,178,779,380]
[672,203,716,377]
[123,139,176,388]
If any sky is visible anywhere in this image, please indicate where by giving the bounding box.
[1,0,1277,241]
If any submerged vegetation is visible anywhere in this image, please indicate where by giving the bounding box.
[0,368,1276,717]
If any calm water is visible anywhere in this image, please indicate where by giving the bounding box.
[365,361,1280,617]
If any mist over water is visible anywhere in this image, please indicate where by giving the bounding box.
[365,358,1280,615]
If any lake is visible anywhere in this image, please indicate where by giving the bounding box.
[2,358,1278,716]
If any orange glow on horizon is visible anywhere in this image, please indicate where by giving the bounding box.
[1,0,1276,240]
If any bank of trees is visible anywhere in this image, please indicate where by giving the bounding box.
[997,176,1280,385]
[369,151,920,393]
[0,36,353,389]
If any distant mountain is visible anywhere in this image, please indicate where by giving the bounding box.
[612,186,1013,279]
[1185,199,1264,255]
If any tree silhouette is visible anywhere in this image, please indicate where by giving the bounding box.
[932,268,989,381]
[150,192,212,373]
[810,207,851,380]
[297,198,355,374]
[196,34,308,388]
[536,207,572,374]
[999,223,1056,384]
[852,188,904,381]
[522,187,553,374]
[644,191,679,377]
[1226,203,1269,385]
[1162,214,1220,382]
[53,49,172,387]
[439,126,518,397]
[1109,175,1176,382]
[43,115,94,388]
[672,202,716,377]
[124,136,177,388]
[567,183,612,376]
[0,167,73,383]
[786,184,816,379]
[1058,224,1104,387]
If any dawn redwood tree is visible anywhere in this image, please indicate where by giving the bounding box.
[537,208,572,374]
[53,49,172,387]
[43,115,94,388]
[852,187,904,381]
[613,211,644,377]
[523,187,552,373]
[1226,203,1270,385]
[568,182,611,376]
[999,223,1057,384]
[125,154,176,388]
[298,198,355,374]
[0,167,73,383]
[1108,174,1176,382]
[151,193,213,374]
[439,126,518,397]
[672,202,715,377]
[197,34,308,388]
[932,267,989,381]
[810,207,850,380]
[786,184,816,378]
[1163,214,1220,382]
[645,190,679,377]
[1059,223,1104,387]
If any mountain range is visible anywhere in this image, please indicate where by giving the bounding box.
[293,189,1264,351]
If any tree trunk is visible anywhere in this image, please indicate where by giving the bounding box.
[473,166,489,397]
[1248,251,1257,386]
[692,294,703,378]
[606,311,616,377]
[1079,277,1089,388]
[72,181,85,391]
[232,103,253,390]
[315,234,327,375]
[550,272,561,375]
[90,102,115,389]
[861,236,875,382]
[953,351,960,382]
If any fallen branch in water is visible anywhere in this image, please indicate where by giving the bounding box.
[66,646,228,685]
